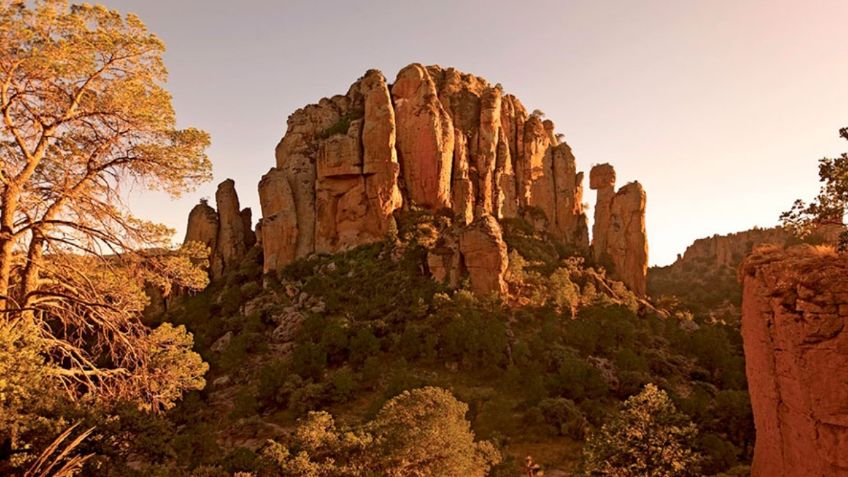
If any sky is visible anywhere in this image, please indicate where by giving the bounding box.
[99,0,848,266]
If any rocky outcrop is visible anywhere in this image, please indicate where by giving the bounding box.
[211,179,253,278]
[740,245,848,476]
[220,63,660,297]
[264,64,598,276]
[590,164,648,295]
[682,228,790,268]
[679,225,845,269]
[589,163,615,261]
[258,169,299,274]
[392,64,454,209]
[458,216,509,296]
[427,216,509,296]
[183,180,254,280]
[265,70,402,263]
[184,199,219,250]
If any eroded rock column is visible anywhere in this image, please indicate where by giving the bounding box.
[590,163,616,261]
[391,64,454,209]
[258,168,299,274]
[212,179,249,279]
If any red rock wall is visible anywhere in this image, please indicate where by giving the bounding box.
[740,245,848,476]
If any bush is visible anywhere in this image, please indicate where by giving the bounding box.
[256,359,289,408]
[528,397,587,439]
[349,327,380,368]
[330,368,357,403]
[582,384,702,476]
[260,387,500,477]
[291,343,328,380]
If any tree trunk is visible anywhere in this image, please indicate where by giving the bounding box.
[0,186,20,311]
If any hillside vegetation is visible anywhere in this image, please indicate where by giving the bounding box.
[117,211,754,476]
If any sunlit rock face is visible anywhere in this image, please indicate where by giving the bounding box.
[740,245,848,476]
[261,63,646,296]
[184,179,254,280]
[590,164,648,295]
[184,199,219,251]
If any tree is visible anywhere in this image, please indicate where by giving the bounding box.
[581,383,702,476]
[781,127,848,249]
[259,387,501,477]
[0,0,211,461]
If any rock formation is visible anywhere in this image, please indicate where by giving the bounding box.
[263,64,599,279]
[679,225,844,269]
[458,216,509,296]
[740,245,848,476]
[184,179,254,280]
[427,215,509,296]
[184,198,218,250]
[590,164,648,295]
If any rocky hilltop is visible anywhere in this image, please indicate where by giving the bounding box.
[186,64,649,295]
[740,245,848,476]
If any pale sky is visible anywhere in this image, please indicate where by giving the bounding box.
[100,0,848,266]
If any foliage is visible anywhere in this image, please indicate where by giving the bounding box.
[781,126,848,249]
[259,387,501,477]
[582,384,702,476]
[0,0,211,470]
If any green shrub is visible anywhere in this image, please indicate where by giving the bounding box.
[257,359,289,408]
[221,447,259,473]
[528,397,587,439]
[288,381,327,416]
[582,384,702,476]
[329,368,357,403]
[291,343,328,380]
[349,327,380,368]
[231,388,258,418]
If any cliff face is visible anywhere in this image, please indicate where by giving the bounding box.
[683,228,790,268]
[184,180,254,280]
[740,245,848,476]
[258,64,647,296]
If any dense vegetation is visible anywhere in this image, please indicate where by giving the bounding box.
[92,210,753,476]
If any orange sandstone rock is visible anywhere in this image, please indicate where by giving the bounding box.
[740,245,848,476]
[590,164,647,295]
[212,179,249,279]
[391,64,454,209]
[458,215,509,296]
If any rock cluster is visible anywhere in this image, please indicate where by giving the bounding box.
[185,64,649,297]
[258,64,647,296]
[589,164,648,295]
[184,179,255,279]
[740,245,848,476]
